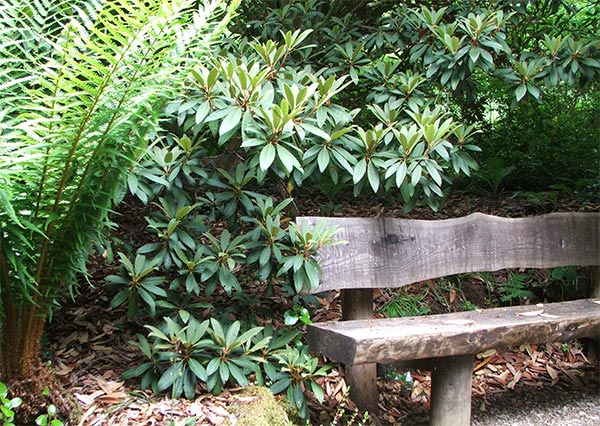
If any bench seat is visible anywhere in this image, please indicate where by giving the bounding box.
[308,298,600,365]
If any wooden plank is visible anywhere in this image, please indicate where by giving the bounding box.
[307,299,600,365]
[297,212,600,293]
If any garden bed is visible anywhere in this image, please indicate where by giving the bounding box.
[42,190,600,425]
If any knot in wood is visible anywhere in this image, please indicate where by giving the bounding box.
[383,233,415,245]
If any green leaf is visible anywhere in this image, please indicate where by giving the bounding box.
[110,289,130,308]
[183,369,196,399]
[0,382,7,398]
[241,137,265,148]
[235,327,264,348]
[284,310,299,326]
[259,143,276,170]
[317,148,330,172]
[527,83,540,100]
[270,377,292,395]
[395,161,408,187]
[259,246,271,266]
[206,357,221,376]
[220,107,242,137]
[367,162,380,192]
[141,280,167,297]
[195,102,211,124]
[228,362,248,386]
[303,262,319,289]
[411,164,422,186]
[219,360,230,383]
[209,319,225,343]
[310,380,325,403]
[276,144,301,173]
[353,159,367,184]
[301,123,331,141]
[157,364,178,391]
[225,321,241,348]
[515,83,527,101]
[146,325,170,342]
[188,359,207,381]
[122,362,152,380]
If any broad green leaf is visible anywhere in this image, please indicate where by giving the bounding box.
[189,359,206,381]
[157,364,178,391]
[367,162,380,192]
[270,377,292,395]
[228,362,248,386]
[259,143,276,170]
[219,107,242,137]
[209,318,225,344]
[110,289,130,308]
[411,164,422,186]
[301,123,331,141]
[276,144,301,173]
[310,380,325,403]
[206,357,221,376]
[515,83,527,101]
[353,159,367,184]
[225,321,241,348]
[122,363,152,380]
[235,326,264,348]
[241,137,265,148]
[317,148,330,172]
[219,361,230,383]
[183,369,196,399]
[396,161,408,187]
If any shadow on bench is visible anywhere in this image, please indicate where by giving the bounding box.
[297,212,600,426]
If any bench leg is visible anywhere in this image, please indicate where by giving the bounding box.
[430,355,473,426]
[346,363,378,415]
[341,289,379,414]
[584,266,600,362]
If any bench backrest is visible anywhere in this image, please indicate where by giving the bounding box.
[297,212,600,294]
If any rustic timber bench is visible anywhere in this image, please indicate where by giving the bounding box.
[297,212,600,426]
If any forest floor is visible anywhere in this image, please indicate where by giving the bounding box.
[45,189,600,425]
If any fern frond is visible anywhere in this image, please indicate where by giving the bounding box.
[1,0,236,307]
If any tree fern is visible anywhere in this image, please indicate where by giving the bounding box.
[0,0,239,381]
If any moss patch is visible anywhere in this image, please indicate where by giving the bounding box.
[226,386,290,426]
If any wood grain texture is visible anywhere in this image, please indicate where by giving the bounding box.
[345,363,378,414]
[341,289,373,321]
[307,299,600,365]
[297,212,600,293]
[339,288,378,413]
[430,355,473,426]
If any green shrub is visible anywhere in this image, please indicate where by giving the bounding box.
[475,88,600,193]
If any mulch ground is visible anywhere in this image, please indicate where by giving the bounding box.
[45,189,600,425]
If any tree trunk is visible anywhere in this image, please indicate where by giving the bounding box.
[0,302,46,381]
[0,237,47,381]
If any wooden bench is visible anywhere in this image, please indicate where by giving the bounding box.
[297,212,600,426]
